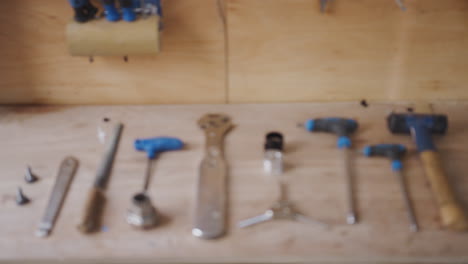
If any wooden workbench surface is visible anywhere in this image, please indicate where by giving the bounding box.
[1,102,467,263]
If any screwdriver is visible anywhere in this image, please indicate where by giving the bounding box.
[68,0,98,23]
[101,0,121,22]
[363,144,418,232]
[120,0,137,22]
[300,118,359,224]
[134,137,184,192]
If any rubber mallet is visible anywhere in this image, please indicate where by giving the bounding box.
[387,113,468,231]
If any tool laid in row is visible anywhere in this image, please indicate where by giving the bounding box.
[388,112,468,231]
[192,114,233,239]
[300,118,358,225]
[21,110,467,240]
[77,123,123,234]
[363,144,418,232]
[238,132,327,229]
[127,137,184,229]
[36,157,79,237]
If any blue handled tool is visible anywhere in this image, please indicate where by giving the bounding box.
[101,0,121,22]
[68,0,98,23]
[134,137,184,191]
[120,0,137,22]
[363,144,418,232]
[301,117,359,225]
[388,113,467,231]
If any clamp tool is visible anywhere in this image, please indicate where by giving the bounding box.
[363,144,418,231]
[301,118,359,224]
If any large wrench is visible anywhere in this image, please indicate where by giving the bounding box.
[192,114,233,239]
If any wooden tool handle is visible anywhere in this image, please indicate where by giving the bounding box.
[77,187,106,234]
[420,151,468,231]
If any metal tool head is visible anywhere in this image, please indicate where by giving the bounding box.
[198,114,233,135]
[127,192,158,229]
[387,113,448,135]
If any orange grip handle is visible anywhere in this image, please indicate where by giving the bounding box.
[420,151,468,231]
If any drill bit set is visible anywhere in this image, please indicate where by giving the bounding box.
[15,110,467,241]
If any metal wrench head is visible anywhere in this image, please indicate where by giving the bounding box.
[198,114,233,135]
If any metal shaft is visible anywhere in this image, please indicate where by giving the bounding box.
[142,158,154,192]
[395,170,419,232]
[94,123,124,189]
[342,147,357,224]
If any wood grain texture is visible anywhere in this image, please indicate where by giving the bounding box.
[67,16,160,56]
[1,102,468,263]
[228,0,468,103]
[0,0,226,104]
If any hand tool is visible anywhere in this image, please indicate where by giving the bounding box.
[68,0,98,23]
[239,182,327,228]
[239,132,327,229]
[101,0,121,22]
[120,0,137,22]
[127,137,184,229]
[192,114,233,239]
[363,144,418,232]
[36,157,79,237]
[388,113,468,231]
[16,187,30,206]
[300,118,359,224]
[25,166,39,183]
[264,132,284,176]
[78,123,124,234]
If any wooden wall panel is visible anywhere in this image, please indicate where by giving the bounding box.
[0,0,226,104]
[227,0,468,103]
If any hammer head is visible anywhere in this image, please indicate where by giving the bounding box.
[387,113,448,135]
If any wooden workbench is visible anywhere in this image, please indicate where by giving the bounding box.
[1,102,468,263]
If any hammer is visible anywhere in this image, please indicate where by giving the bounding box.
[363,144,418,232]
[301,118,359,224]
[388,113,468,231]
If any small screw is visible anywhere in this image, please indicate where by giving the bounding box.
[25,166,39,183]
[16,187,30,206]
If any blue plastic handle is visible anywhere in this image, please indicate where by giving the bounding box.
[134,137,184,159]
[102,0,120,22]
[69,0,87,8]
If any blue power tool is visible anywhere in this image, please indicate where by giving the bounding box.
[68,0,98,23]
[301,117,359,225]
